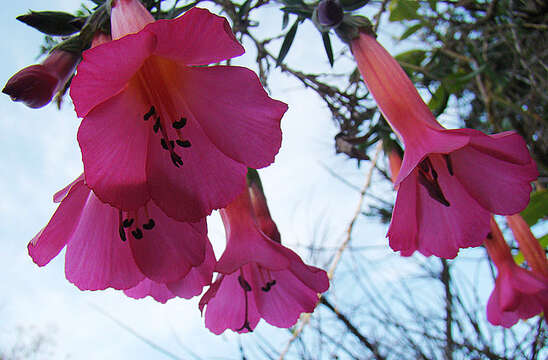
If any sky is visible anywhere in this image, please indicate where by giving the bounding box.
[0,1,397,358]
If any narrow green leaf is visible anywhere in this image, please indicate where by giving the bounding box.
[280,6,313,18]
[394,49,426,66]
[340,0,370,11]
[277,19,300,67]
[322,32,334,67]
[400,23,423,40]
[389,0,421,22]
[521,190,548,226]
[428,85,449,116]
[238,0,253,19]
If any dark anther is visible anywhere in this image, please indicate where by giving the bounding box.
[170,140,175,148]
[418,159,430,173]
[153,118,161,133]
[170,152,184,167]
[143,219,155,230]
[131,228,143,239]
[444,154,454,176]
[176,140,191,148]
[118,225,127,242]
[236,321,253,333]
[431,167,439,180]
[261,280,277,292]
[486,232,493,239]
[161,138,169,150]
[143,106,155,121]
[418,171,451,207]
[238,275,252,292]
[172,118,187,129]
[122,218,134,228]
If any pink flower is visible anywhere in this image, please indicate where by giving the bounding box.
[351,32,538,258]
[485,217,548,327]
[70,0,287,222]
[199,175,329,334]
[506,214,548,278]
[28,175,212,294]
[3,49,79,108]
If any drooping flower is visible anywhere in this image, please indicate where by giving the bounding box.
[506,214,548,278]
[3,48,79,108]
[29,175,212,294]
[485,217,548,327]
[199,172,329,334]
[70,0,287,222]
[351,32,538,258]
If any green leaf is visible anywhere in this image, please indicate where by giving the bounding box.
[340,0,370,11]
[428,85,449,116]
[400,23,423,40]
[521,190,548,226]
[428,0,437,11]
[322,32,334,67]
[395,49,426,66]
[277,19,300,67]
[280,6,313,18]
[238,0,253,19]
[514,233,548,265]
[389,0,420,22]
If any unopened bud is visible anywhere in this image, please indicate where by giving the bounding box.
[317,0,344,27]
[3,50,80,109]
[17,11,84,36]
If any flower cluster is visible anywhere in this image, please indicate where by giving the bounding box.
[13,0,329,334]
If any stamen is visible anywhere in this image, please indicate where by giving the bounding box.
[153,118,161,133]
[238,275,252,292]
[161,138,169,150]
[131,228,143,239]
[444,154,454,176]
[261,280,277,292]
[143,219,155,230]
[143,106,156,121]
[172,118,187,129]
[176,140,191,148]
[118,225,127,242]
[122,218,134,228]
[418,171,450,207]
[170,152,184,167]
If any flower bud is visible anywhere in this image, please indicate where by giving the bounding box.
[3,50,80,108]
[17,11,83,36]
[317,0,344,27]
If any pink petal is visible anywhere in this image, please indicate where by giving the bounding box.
[202,271,261,334]
[128,204,208,283]
[64,193,144,290]
[450,131,537,215]
[53,174,84,203]
[28,179,88,266]
[146,106,247,221]
[167,240,216,299]
[70,30,156,117]
[287,253,330,293]
[251,266,320,328]
[111,0,155,40]
[147,7,244,66]
[176,65,286,168]
[389,155,489,258]
[487,287,519,328]
[124,278,176,304]
[78,84,151,211]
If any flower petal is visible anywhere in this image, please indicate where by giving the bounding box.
[167,240,215,299]
[202,271,260,334]
[146,107,247,221]
[451,131,537,215]
[123,278,176,303]
[78,84,151,210]
[251,266,320,328]
[387,170,419,256]
[177,65,286,168]
[128,204,208,283]
[148,7,244,66]
[70,30,156,117]
[53,174,84,203]
[28,178,88,266]
[64,193,144,290]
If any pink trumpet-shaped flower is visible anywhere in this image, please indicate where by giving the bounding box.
[485,217,548,327]
[70,0,287,222]
[351,32,538,258]
[3,49,79,108]
[199,175,329,334]
[506,214,548,278]
[29,175,212,295]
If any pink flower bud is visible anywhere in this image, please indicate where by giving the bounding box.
[3,50,79,108]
